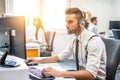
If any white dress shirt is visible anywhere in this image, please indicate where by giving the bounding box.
[88,23,98,35]
[58,29,106,80]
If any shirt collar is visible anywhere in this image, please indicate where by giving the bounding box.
[76,29,88,42]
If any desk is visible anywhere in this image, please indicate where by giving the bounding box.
[0,55,30,80]
[26,43,40,58]
[0,55,76,80]
[31,58,76,80]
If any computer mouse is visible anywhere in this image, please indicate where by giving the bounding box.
[26,60,38,66]
[27,60,33,63]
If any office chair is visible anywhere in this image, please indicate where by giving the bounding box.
[40,31,56,57]
[101,38,120,80]
[112,29,120,39]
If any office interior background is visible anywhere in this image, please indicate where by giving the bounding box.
[0,0,120,80]
[0,0,120,56]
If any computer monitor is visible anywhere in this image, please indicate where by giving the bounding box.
[112,29,120,39]
[0,16,26,59]
[109,21,120,29]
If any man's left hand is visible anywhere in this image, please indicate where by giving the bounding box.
[42,67,62,77]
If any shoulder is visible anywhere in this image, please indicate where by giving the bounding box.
[88,36,105,49]
[85,30,104,45]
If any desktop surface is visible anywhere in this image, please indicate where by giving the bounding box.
[0,55,30,80]
[28,58,76,80]
[0,55,76,80]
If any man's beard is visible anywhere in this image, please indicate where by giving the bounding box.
[67,26,80,34]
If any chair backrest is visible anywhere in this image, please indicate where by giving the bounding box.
[45,31,56,51]
[112,29,120,39]
[101,38,120,80]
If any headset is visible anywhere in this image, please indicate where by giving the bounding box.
[74,11,86,70]
[79,11,85,27]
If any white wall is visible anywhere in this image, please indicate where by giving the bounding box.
[0,0,5,17]
[111,0,120,20]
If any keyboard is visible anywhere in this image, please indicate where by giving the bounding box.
[29,67,42,79]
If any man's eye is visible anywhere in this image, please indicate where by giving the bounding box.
[68,21,73,24]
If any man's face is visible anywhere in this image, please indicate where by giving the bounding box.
[93,19,97,25]
[66,14,79,34]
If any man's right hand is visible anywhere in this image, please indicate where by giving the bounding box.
[25,58,39,64]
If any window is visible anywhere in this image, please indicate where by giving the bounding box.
[13,0,39,26]
[7,0,67,29]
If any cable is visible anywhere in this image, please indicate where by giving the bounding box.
[0,43,9,48]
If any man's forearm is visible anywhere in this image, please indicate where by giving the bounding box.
[38,56,60,63]
[59,70,94,80]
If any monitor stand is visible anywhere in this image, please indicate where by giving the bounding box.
[0,51,20,67]
[0,51,8,65]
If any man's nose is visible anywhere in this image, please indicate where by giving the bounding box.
[66,25,69,29]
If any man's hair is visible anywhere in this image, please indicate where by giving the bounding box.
[90,17,97,23]
[65,8,83,21]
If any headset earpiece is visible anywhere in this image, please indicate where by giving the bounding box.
[79,19,85,27]
[79,11,85,27]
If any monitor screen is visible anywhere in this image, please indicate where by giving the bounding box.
[109,21,120,29]
[0,16,26,59]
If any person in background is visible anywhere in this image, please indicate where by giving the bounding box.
[91,17,97,26]
[84,11,92,31]
[91,17,106,36]
[85,11,92,22]
[87,17,98,34]
[27,17,47,45]
[25,8,106,80]
[89,17,105,36]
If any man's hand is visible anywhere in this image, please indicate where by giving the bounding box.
[99,31,105,35]
[42,67,62,77]
[25,58,39,64]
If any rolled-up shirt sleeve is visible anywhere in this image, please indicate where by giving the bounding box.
[86,37,105,78]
